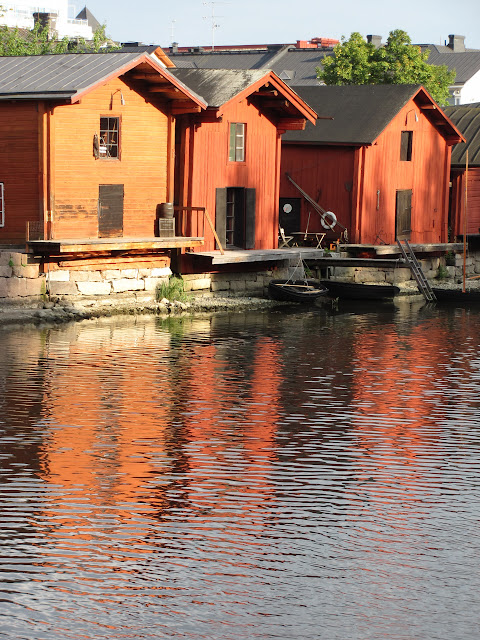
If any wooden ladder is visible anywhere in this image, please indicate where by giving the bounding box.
[396,239,436,302]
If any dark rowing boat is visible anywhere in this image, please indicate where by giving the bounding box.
[432,287,480,305]
[320,280,400,300]
[268,279,329,303]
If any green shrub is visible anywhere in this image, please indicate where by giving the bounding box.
[436,265,449,280]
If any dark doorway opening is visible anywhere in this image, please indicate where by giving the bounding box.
[279,197,301,235]
[215,187,256,249]
[395,189,412,240]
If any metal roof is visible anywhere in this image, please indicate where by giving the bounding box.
[169,68,270,107]
[282,85,422,145]
[445,105,480,166]
[0,53,154,100]
[422,50,480,85]
[169,50,275,70]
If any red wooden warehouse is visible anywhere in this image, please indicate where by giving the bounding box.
[0,52,205,254]
[169,68,317,254]
[445,105,480,239]
[280,85,464,245]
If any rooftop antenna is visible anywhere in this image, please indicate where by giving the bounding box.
[170,19,176,45]
[203,1,230,51]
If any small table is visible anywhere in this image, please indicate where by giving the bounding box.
[291,232,326,249]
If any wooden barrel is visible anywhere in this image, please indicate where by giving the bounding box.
[159,202,174,218]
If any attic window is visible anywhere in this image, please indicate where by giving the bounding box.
[229,123,245,162]
[99,117,120,158]
[400,131,413,162]
[0,183,4,227]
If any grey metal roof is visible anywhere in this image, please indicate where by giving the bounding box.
[0,53,152,100]
[168,47,331,85]
[422,50,480,85]
[169,68,270,107]
[445,105,480,166]
[75,6,101,32]
[282,85,421,145]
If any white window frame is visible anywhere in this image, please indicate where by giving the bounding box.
[229,122,245,162]
[0,183,4,227]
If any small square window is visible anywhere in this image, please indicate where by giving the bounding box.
[99,117,120,158]
[229,122,245,162]
[0,182,4,227]
[400,131,413,161]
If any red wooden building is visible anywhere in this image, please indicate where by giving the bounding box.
[169,68,317,253]
[445,105,480,239]
[280,85,464,245]
[0,52,205,252]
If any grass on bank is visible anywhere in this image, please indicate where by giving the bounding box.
[156,276,191,303]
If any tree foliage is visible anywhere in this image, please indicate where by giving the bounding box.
[316,30,456,105]
[0,22,119,56]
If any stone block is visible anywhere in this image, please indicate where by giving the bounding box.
[393,267,412,281]
[48,270,70,282]
[144,277,167,292]
[0,252,11,267]
[76,281,112,296]
[189,277,211,291]
[331,266,357,278]
[150,267,171,278]
[230,280,246,291]
[70,271,90,282]
[354,269,386,283]
[7,253,24,267]
[119,269,139,279]
[48,281,78,296]
[101,269,122,280]
[111,279,145,293]
[211,280,229,292]
[0,277,8,297]
[0,266,12,277]
[13,263,40,279]
[245,279,263,292]
[86,271,102,282]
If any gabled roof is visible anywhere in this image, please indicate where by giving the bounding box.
[169,68,317,125]
[0,53,206,109]
[75,6,101,32]
[282,84,463,145]
[445,105,480,166]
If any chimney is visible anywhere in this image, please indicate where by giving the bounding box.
[448,34,465,52]
[33,12,58,39]
[367,35,382,48]
[171,42,178,53]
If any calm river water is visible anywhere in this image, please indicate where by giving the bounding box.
[1,300,480,640]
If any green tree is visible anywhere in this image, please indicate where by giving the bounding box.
[317,29,456,105]
[0,22,118,56]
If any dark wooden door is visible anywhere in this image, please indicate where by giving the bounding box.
[216,187,256,249]
[395,189,412,240]
[279,197,301,235]
[98,184,124,238]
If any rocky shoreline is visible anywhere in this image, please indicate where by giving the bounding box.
[0,291,287,328]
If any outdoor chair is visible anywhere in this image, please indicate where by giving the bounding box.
[278,226,294,248]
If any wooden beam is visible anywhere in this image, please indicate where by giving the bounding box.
[149,86,180,94]
[172,104,202,114]
[251,89,278,97]
[131,73,168,82]
[278,118,307,130]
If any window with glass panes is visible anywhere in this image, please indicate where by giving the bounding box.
[229,123,245,162]
[99,117,120,158]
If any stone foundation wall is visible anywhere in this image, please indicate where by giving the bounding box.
[0,251,172,303]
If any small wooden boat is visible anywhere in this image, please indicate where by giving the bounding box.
[320,280,400,300]
[268,279,329,303]
[432,287,480,305]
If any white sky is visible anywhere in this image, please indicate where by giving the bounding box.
[81,0,480,50]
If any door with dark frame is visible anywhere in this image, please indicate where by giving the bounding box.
[98,184,124,238]
[279,197,301,236]
[215,187,256,249]
[395,189,412,240]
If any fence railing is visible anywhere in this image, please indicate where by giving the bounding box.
[174,206,224,254]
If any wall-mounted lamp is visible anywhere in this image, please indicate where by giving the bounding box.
[405,109,419,125]
[110,89,126,109]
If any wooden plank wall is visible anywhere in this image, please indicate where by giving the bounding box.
[180,99,281,251]
[280,145,355,236]
[52,77,170,239]
[451,167,480,237]
[0,102,40,241]
[360,100,451,245]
